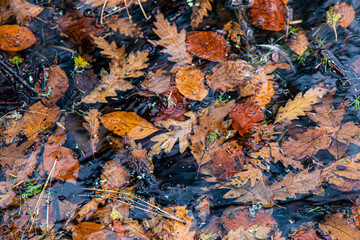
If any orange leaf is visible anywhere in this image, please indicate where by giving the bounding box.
[157,86,190,121]
[249,0,286,31]
[72,222,108,240]
[101,111,158,139]
[175,65,209,100]
[287,31,310,56]
[0,25,36,52]
[186,31,229,62]
[43,144,80,184]
[230,101,264,136]
[333,2,355,28]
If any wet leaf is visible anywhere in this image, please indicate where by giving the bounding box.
[190,0,214,28]
[224,21,244,46]
[0,25,36,52]
[230,101,264,136]
[83,109,101,155]
[43,144,80,184]
[141,70,172,94]
[151,111,196,155]
[195,196,211,222]
[92,37,126,62]
[101,111,158,140]
[207,60,254,92]
[153,13,193,67]
[72,222,108,240]
[107,16,144,38]
[80,0,129,9]
[327,2,355,29]
[319,212,360,240]
[156,86,190,121]
[186,31,229,62]
[0,0,43,25]
[175,65,209,100]
[291,228,328,240]
[47,118,67,145]
[287,31,310,56]
[210,141,245,180]
[249,0,286,31]
[0,180,16,209]
[101,159,130,191]
[351,59,360,74]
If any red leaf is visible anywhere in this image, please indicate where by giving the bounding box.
[157,86,190,121]
[249,0,286,31]
[230,101,264,136]
[186,31,229,62]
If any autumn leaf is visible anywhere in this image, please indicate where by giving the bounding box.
[150,111,196,155]
[326,2,355,40]
[107,16,144,38]
[157,86,190,121]
[0,25,36,52]
[43,144,80,184]
[92,36,126,62]
[0,180,16,209]
[249,0,286,31]
[141,70,172,94]
[230,101,264,136]
[72,222,108,240]
[189,101,235,168]
[224,21,244,46]
[190,0,214,28]
[287,31,310,56]
[153,13,193,67]
[101,159,130,191]
[47,118,67,145]
[83,109,101,155]
[319,212,360,240]
[101,111,158,140]
[351,59,360,74]
[186,31,229,62]
[274,87,328,125]
[175,65,209,100]
[0,0,43,25]
[79,0,133,9]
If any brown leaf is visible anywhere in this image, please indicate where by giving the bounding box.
[107,16,144,38]
[319,212,360,240]
[0,25,36,52]
[83,109,101,155]
[332,2,355,28]
[79,0,128,9]
[287,31,310,56]
[175,65,209,100]
[72,222,108,240]
[271,168,324,201]
[0,0,43,25]
[101,111,158,140]
[189,101,235,168]
[101,159,130,191]
[43,144,80,184]
[291,227,329,240]
[153,13,193,66]
[224,21,244,45]
[47,118,67,145]
[0,180,16,209]
[210,141,244,180]
[36,65,69,107]
[92,36,125,62]
[186,31,229,62]
[352,59,360,74]
[151,111,196,155]
[190,0,214,28]
[141,70,172,94]
[207,60,254,92]
[157,86,190,121]
[249,0,286,31]
[230,101,264,136]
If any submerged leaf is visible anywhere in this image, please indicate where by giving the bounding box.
[83,109,101,155]
[190,0,214,28]
[230,101,264,136]
[175,65,209,100]
[0,25,36,51]
[249,0,286,31]
[287,31,310,56]
[107,16,144,38]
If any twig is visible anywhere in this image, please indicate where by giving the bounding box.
[100,0,108,25]
[137,0,150,20]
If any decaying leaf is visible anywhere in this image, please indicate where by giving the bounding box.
[0,0,43,25]
[153,13,193,67]
[224,21,244,46]
[72,222,108,240]
[47,118,67,145]
[230,101,264,136]
[43,144,80,184]
[175,65,209,100]
[0,25,36,52]
[0,180,16,209]
[92,36,125,62]
[249,0,286,31]
[101,159,130,191]
[189,101,235,168]
[186,31,229,62]
[141,70,172,94]
[319,212,360,240]
[83,109,101,155]
[151,111,196,155]
[287,31,310,56]
[157,86,190,121]
[107,16,144,38]
[101,111,158,140]
[190,0,214,28]
[326,2,355,41]
[195,196,211,222]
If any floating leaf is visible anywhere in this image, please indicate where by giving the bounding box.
[230,101,264,136]
[107,16,144,38]
[186,31,229,62]
[0,0,43,25]
[190,0,214,28]
[83,109,101,155]
[0,25,36,52]
[249,0,286,31]
[72,222,108,240]
[92,36,125,62]
[101,111,158,140]
[101,159,130,191]
[156,86,190,121]
[175,65,209,100]
[141,70,172,94]
[287,31,310,56]
[319,212,360,240]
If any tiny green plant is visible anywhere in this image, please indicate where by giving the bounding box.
[10,56,24,69]
[349,95,360,110]
[326,8,342,41]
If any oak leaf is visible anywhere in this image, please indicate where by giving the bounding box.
[92,36,125,62]
[107,17,144,38]
[319,212,360,240]
[153,13,193,66]
[224,21,244,46]
[150,111,196,155]
[190,0,214,28]
[189,101,235,168]
[175,65,209,100]
[83,109,101,155]
[249,0,286,31]
[0,0,43,25]
[230,164,265,188]
[101,111,158,140]
[43,144,80,184]
[0,25,36,52]
[230,101,264,136]
[186,31,229,62]
[287,31,310,56]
